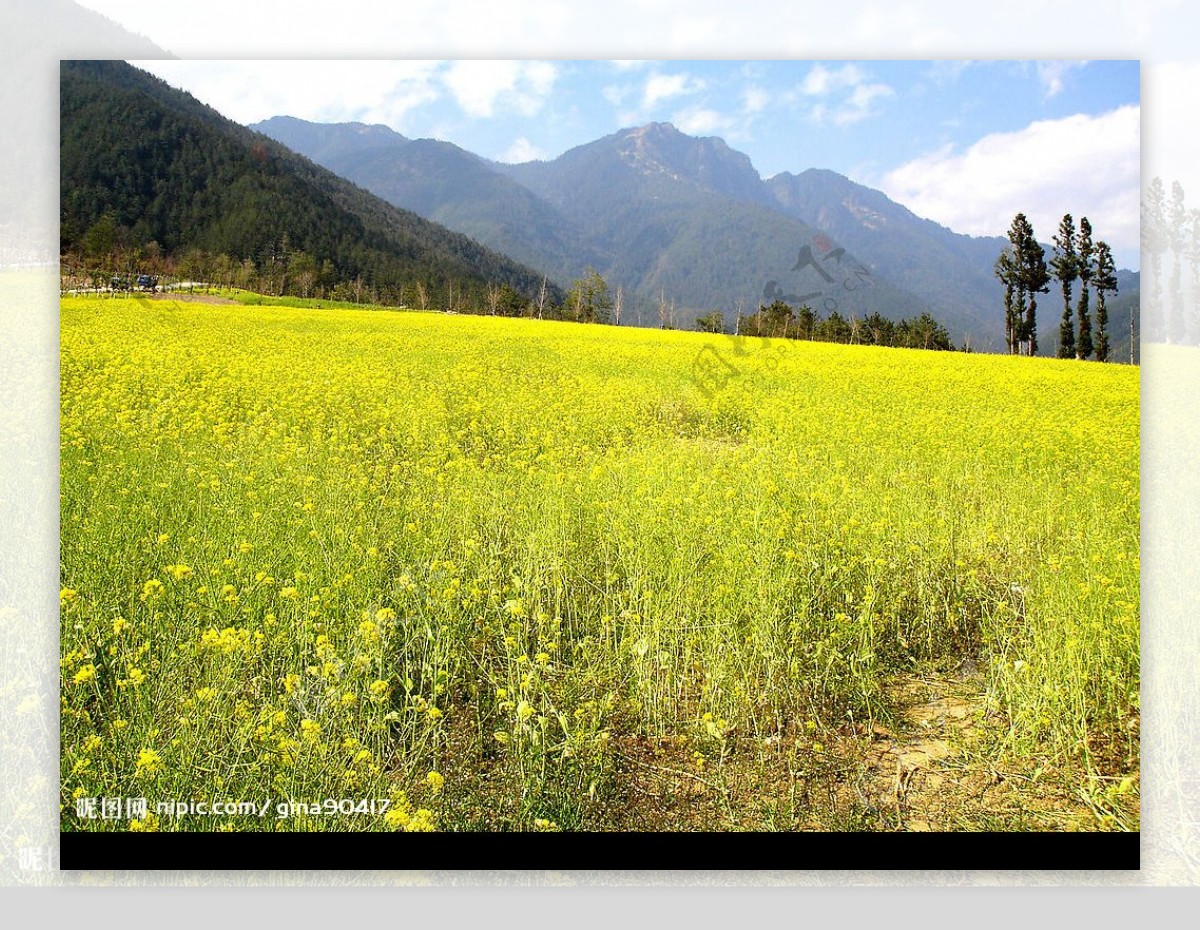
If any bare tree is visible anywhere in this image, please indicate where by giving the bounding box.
[291,251,317,299]
[230,257,249,293]
[614,286,623,326]
[658,289,668,329]
[415,280,429,312]
[486,283,501,316]
[537,276,547,320]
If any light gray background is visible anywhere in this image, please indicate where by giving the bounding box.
[2,0,1196,910]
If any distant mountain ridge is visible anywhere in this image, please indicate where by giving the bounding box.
[255,117,925,334]
[253,116,412,164]
[253,115,1138,354]
[497,121,777,210]
[765,168,1009,340]
[253,115,605,290]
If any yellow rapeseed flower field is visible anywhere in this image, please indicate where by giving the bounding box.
[59,296,1138,831]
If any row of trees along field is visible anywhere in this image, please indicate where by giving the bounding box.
[58,240,643,323]
[720,300,955,350]
[62,241,498,312]
[995,212,1121,361]
[61,236,968,351]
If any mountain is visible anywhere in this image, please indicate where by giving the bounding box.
[259,118,926,331]
[250,117,607,288]
[251,114,1138,353]
[250,116,411,165]
[495,123,931,328]
[60,61,562,305]
[765,169,1009,345]
[764,169,1140,358]
[497,121,777,212]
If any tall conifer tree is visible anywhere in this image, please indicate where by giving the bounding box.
[997,213,1048,355]
[1093,241,1118,362]
[995,248,1018,353]
[1021,219,1049,356]
[1050,214,1078,358]
[1076,217,1095,359]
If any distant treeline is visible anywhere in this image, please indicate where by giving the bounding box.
[697,300,956,350]
[59,247,618,323]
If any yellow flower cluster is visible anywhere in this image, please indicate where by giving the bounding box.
[198,627,254,653]
[135,748,162,779]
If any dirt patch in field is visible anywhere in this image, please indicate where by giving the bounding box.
[850,667,997,830]
[595,668,1000,832]
[429,660,1136,832]
[823,664,1130,831]
[598,660,1130,832]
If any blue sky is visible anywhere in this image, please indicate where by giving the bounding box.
[127,58,1141,268]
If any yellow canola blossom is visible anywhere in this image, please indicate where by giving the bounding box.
[59,297,1139,833]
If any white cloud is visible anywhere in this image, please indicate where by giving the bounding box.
[834,82,895,125]
[1035,60,1088,99]
[610,70,708,128]
[642,71,703,109]
[742,86,769,113]
[800,63,864,97]
[669,103,761,144]
[442,60,558,118]
[497,136,546,163]
[797,63,893,126]
[879,105,1141,269]
[133,58,562,130]
[923,60,1086,99]
[132,60,442,128]
[671,106,730,136]
[523,62,558,95]
[924,60,976,85]
[602,84,631,107]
